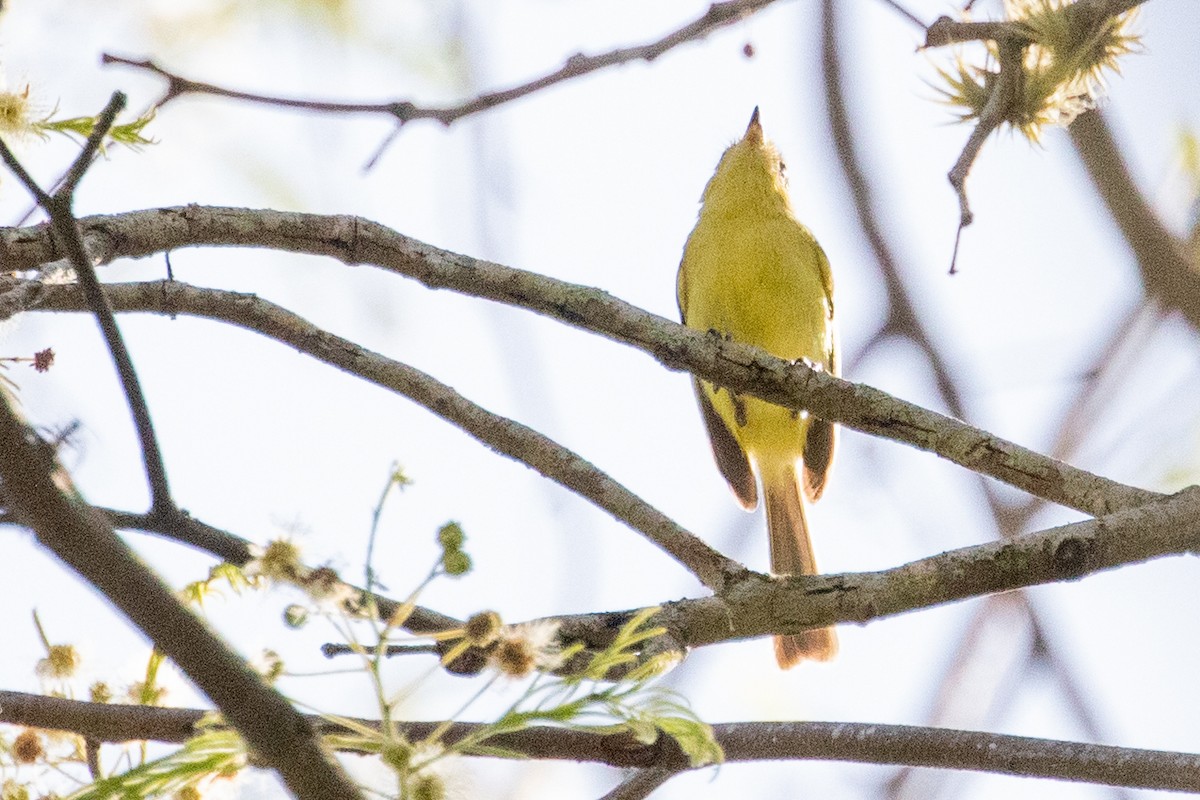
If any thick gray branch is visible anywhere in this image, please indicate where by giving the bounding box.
[6,279,1198,655]
[554,486,1200,651]
[0,206,1160,517]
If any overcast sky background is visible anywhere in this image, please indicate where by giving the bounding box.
[2,1,1199,798]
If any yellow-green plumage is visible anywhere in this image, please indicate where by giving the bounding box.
[677,109,838,668]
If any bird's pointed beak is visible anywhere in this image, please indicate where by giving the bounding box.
[744,106,763,144]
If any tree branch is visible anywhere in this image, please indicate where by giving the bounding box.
[924,0,1148,48]
[3,690,1199,792]
[101,0,779,127]
[9,279,740,593]
[0,390,363,799]
[820,0,966,417]
[1068,109,1200,333]
[0,207,1160,517]
[9,262,1195,654]
[549,486,1200,650]
[599,769,676,800]
[0,93,175,515]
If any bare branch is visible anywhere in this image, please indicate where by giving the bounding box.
[3,690,1199,792]
[946,36,1023,250]
[875,0,925,29]
[0,93,175,515]
[10,265,1198,654]
[13,279,739,592]
[924,0,1149,48]
[1069,110,1200,333]
[550,486,1200,650]
[0,207,1160,516]
[820,0,967,415]
[599,770,677,800]
[102,0,779,127]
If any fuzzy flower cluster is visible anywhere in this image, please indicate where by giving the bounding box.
[245,539,358,610]
[381,739,451,800]
[34,644,80,681]
[937,0,1140,139]
[488,620,565,678]
[0,84,35,139]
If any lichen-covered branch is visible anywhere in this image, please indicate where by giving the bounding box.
[7,278,1197,657]
[0,206,1160,516]
[549,486,1200,651]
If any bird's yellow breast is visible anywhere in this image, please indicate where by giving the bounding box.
[678,211,833,461]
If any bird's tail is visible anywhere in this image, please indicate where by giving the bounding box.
[763,459,837,668]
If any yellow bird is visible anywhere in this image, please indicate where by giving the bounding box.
[677,108,838,668]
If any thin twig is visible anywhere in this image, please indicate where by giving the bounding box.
[16,279,739,593]
[4,690,1200,792]
[820,0,966,417]
[875,0,926,29]
[0,92,174,515]
[102,0,779,127]
[946,36,1023,265]
[923,0,1148,48]
[57,96,123,198]
[599,769,677,800]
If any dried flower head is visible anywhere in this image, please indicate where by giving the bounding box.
[89,681,112,704]
[410,772,445,800]
[31,349,54,373]
[1,779,31,800]
[489,620,564,678]
[11,730,44,765]
[253,539,302,583]
[936,0,1140,139]
[463,610,502,647]
[35,644,80,680]
[0,85,35,139]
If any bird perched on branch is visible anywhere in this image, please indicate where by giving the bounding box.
[677,108,838,668]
